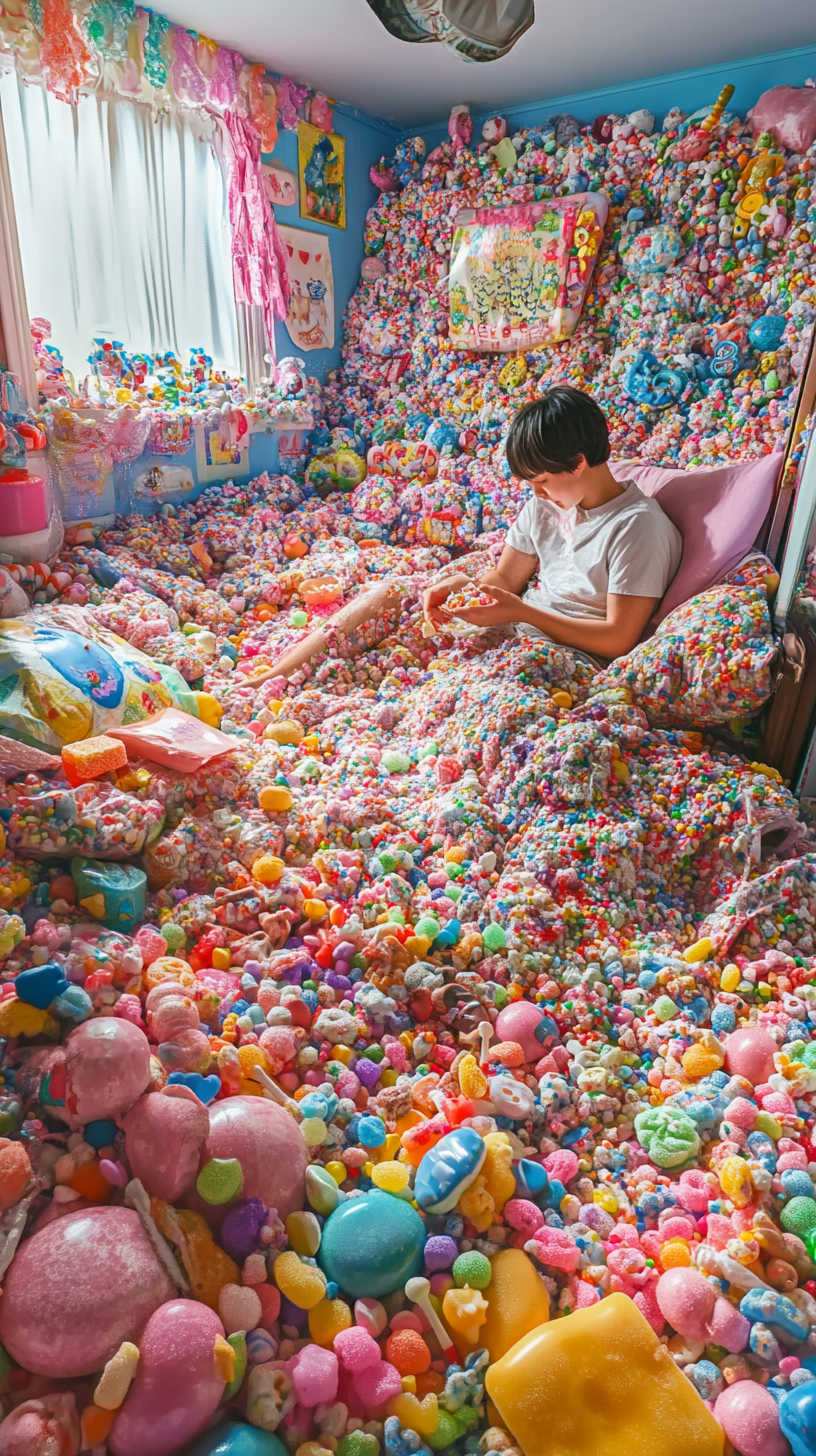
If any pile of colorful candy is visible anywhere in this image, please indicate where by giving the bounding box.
[5,78,816,1456]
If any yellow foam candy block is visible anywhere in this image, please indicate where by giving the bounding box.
[451,1248,549,1363]
[485,1293,724,1456]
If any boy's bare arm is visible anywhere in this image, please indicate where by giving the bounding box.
[447,588,658,659]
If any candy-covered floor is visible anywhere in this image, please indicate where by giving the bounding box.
[5,78,816,1456]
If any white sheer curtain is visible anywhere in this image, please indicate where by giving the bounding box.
[0,71,248,386]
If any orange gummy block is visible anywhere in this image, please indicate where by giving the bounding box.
[61,734,128,787]
[81,1405,114,1446]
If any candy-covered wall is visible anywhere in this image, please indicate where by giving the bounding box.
[401,41,816,149]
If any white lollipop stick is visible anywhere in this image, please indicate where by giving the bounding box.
[405,1275,458,1364]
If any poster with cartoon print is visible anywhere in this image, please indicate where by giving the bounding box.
[278,225,335,351]
[297,121,346,230]
[449,193,608,352]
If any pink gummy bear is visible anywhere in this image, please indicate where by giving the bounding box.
[0,1207,175,1378]
[110,1300,226,1456]
[122,1091,210,1202]
[203,1096,307,1221]
[353,1359,402,1406]
[0,1394,80,1456]
[655,1267,750,1353]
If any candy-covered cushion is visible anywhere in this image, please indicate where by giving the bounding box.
[589,582,778,725]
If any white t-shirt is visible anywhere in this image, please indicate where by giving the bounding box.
[505,480,682,629]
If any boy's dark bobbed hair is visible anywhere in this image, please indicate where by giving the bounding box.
[505,385,610,478]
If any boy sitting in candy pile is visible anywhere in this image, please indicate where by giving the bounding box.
[424,386,682,662]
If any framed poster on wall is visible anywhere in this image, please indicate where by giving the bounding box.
[278,224,335,351]
[297,121,346,230]
[194,422,249,482]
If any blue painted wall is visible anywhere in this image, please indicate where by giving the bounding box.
[406,41,816,150]
[265,100,399,381]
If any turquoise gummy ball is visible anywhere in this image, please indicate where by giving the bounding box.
[318,1189,426,1298]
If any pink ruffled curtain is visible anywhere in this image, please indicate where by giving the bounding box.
[218,109,290,372]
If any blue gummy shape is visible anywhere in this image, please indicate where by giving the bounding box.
[14,963,69,1009]
[740,1287,809,1343]
[181,1423,288,1456]
[414,1126,486,1215]
[514,1158,549,1204]
[166,1071,222,1105]
[781,1381,816,1456]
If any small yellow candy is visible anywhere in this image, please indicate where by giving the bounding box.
[237,1045,267,1076]
[264,720,304,745]
[405,935,434,959]
[550,690,572,708]
[302,735,320,754]
[720,964,740,993]
[325,1161,347,1185]
[718,1156,753,1208]
[259,785,294,812]
[212,947,232,970]
[458,1053,488,1101]
[682,937,713,964]
[611,759,630,784]
[0,998,49,1038]
[193,692,223,728]
[94,1341,140,1410]
[287,1210,322,1256]
[252,855,285,884]
[371,1160,410,1193]
[273,1251,327,1310]
[755,1110,783,1140]
[385,1392,439,1436]
[380,1069,398,1087]
[443,1285,489,1343]
[308,1296,352,1347]
[445,847,466,864]
[303,899,328,920]
[593,1189,619,1215]
[331,1046,354,1065]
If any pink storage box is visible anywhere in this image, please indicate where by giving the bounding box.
[0,470,48,535]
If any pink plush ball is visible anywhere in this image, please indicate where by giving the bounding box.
[110,1300,225,1456]
[714,1380,787,1456]
[724,1026,778,1085]
[203,1096,307,1220]
[122,1091,210,1202]
[64,1017,151,1125]
[0,1208,175,1377]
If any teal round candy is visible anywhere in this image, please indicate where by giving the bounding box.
[182,1421,288,1456]
[318,1189,425,1298]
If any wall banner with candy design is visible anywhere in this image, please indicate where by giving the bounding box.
[278,225,335,352]
[449,192,608,352]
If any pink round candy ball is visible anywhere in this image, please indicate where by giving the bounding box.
[494,1002,546,1062]
[0,1207,175,1377]
[110,1300,226,1456]
[724,1026,778,1086]
[714,1380,787,1456]
[203,1096,307,1220]
[64,1018,151,1125]
[122,1092,210,1203]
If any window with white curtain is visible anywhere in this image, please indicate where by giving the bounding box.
[0,71,244,386]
